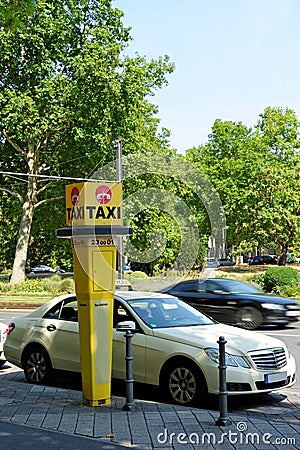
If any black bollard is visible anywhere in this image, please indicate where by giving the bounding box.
[122,329,136,411]
[215,336,231,426]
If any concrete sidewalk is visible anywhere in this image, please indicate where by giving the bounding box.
[0,366,299,449]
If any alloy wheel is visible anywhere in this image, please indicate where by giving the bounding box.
[168,365,198,405]
[24,348,52,384]
[236,306,263,330]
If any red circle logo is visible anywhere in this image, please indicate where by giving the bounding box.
[95,185,112,204]
[71,187,80,206]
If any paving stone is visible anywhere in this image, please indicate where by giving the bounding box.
[59,412,79,434]
[1,368,300,449]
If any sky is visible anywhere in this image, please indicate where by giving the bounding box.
[114,0,300,153]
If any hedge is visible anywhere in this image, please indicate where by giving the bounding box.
[263,266,300,293]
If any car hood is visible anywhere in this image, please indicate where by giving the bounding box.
[152,323,285,355]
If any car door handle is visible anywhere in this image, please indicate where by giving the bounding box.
[47,324,56,332]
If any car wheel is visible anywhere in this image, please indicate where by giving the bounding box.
[161,360,207,406]
[23,346,52,385]
[235,307,263,330]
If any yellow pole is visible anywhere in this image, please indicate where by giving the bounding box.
[57,181,131,406]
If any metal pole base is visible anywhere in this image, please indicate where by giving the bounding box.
[215,417,232,426]
[123,402,136,411]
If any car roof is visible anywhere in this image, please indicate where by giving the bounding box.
[115,291,176,301]
[174,278,219,283]
[172,278,246,286]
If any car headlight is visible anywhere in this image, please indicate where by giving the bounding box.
[261,303,285,310]
[233,355,250,368]
[205,348,250,368]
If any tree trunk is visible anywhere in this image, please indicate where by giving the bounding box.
[10,200,35,284]
[278,242,289,266]
[10,145,38,284]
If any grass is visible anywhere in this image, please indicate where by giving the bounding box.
[0,275,74,306]
[0,295,52,302]
[0,294,52,308]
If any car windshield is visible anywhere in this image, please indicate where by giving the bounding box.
[221,280,261,294]
[128,297,214,328]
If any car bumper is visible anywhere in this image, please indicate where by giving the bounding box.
[3,340,22,369]
[262,311,300,325]
[203,354,296,395]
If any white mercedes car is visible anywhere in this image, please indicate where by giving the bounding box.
[4,292,296,406]
[0,321,7,367]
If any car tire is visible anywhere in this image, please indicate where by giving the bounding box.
[235,307,263,330]
[23,346,52,385]
[161,359,207,406]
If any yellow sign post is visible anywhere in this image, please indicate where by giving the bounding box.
[57,181,131,406]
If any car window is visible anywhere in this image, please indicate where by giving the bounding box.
[113,300,136,328]
[197,280,208,293]
[60,301,78,321]
[176,281,197,292]
[44,298,78,322]
[220,280,260,294]
[44,297,137,328]
[206,281,220,292]
[128,297,214,328]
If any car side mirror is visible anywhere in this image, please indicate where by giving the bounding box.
[116,320,136,332]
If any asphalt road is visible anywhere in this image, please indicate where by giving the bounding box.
[0,421,126,450]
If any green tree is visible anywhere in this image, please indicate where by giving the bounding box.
[187,107,300,263]
[187,119,256,253]
[0,0,35,29]
[254,107,300,264]
[0,0,173,283]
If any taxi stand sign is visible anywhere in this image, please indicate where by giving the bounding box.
[65,182,123,227]
[57,181,131,406]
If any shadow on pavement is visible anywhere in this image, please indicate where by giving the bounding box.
[51,370,291,414]
[1,363,292,415]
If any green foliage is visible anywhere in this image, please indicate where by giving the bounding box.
[0,281,10,292]
[2,3,300,277]
[44,276,74,293]
[28,202,73,270]
[0,276,74,294]
[249,273,265,288]
[60,278,75,291]
[263,266,300,293]
[186,107,300,259]
[276,284,300,299]
[0,0,174,279]
[0,0,35,29]
[0,192,20,271]
[0,278,45,293]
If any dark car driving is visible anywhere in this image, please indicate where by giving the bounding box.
[249,255,277,265]
[163,278,300,329]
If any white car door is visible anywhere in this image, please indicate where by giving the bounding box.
[112,300,146,382]
[38,300,81,372]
